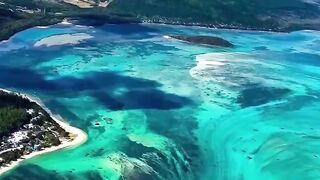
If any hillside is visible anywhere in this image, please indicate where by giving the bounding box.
[107,0,320,31]
[0,0,72,40]
[0,0,320,41]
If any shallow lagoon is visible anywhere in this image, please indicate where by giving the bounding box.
[0,23,320,180]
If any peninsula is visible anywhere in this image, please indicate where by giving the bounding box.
[0,89,87,175]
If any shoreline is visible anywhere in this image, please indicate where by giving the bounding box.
[1,17,319,42]
[0,20,301,46]
[0,88,88,175]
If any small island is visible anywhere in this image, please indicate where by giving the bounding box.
[169,35,234,48]
[0,89,86,174]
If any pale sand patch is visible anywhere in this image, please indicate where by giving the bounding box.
[0,88,87,175]
[60,19,72,25]
[63,0,94,8]
[190,53,226,72]
[62,0,113,8]
[34,33,93,47]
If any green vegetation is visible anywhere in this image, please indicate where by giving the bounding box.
[0,90,69,137]
[0,0,137,41]
[108,0,320,31]
[43,132,61,147]
[0,91,32,137]
[0,15,63,41]
[0,0,72,40]
[0,107,29,137]
[0,149,23,164]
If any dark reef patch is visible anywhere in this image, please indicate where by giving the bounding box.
[0,164,104,180]
[0,66,192,111]
[237,85,291,108]
[45,99,87,128]
[145,110,199,168]
[100,24,158,35]
[93,88,192,110]
[55,71,161,92]
[98,24,159,40]
[91,91,125,110]
[254,46,268,51]
[170,35,234,48]
[0,66,57,90]
[118,89,192,110]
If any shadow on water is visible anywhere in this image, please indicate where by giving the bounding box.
[0,164,103,180]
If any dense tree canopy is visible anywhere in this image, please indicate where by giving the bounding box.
[0,107,29,137]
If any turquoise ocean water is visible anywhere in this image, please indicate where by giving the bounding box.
[0,23,320,180]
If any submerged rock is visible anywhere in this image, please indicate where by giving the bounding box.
[169,35,234,48]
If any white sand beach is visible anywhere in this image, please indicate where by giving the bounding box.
[0,89,87,175]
